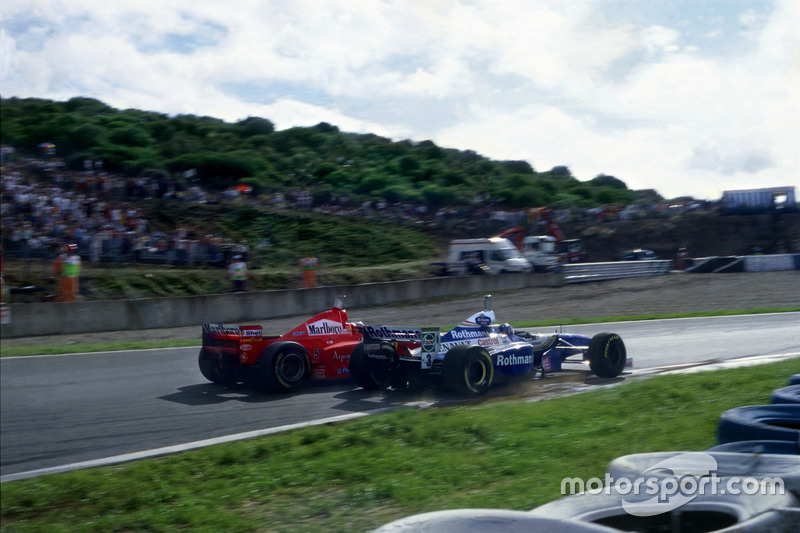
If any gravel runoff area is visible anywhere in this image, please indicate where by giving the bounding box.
[3,271,798,349]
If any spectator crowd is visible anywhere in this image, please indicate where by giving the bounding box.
[1,147,740,276]
[1,155,248,268]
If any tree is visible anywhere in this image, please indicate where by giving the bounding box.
[500,160,535,174]
[590,174,627,190]
[236,116,275,137]
[72,123,105,150]
[109,125,153,147]
[314,122,339,134]
[63,97,114,115]
[0,96,647,212]
[313,162,339,179]
[398,156,419,175]
[549,165,572,177]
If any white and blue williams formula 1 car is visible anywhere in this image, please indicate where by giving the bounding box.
[350,295,630,396]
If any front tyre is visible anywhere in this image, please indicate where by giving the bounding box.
[257,343,310,393]
[442,345,494,396]
[198,349,237,384]
[588,333,626,378]
[349,344,393,390]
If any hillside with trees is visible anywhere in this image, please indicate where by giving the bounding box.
[0,96,651,211]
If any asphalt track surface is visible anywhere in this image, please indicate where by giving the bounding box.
[2,313,799,480]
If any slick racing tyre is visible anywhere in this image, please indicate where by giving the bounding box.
[587,333,626,378]
[717,405,800,445]
[771,385,800,404]
[256,342,310,393]
[348,343,393,391]
[198,349,238,384]
[442,345,494,396]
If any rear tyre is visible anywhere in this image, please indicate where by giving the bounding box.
[257,343,310,393]
[442,345,493,396]
[198,349,237,384]
[349,344,393,390]
[588,333,626,378]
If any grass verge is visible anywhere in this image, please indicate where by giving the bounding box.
[2,308,798,358]
[2,357,799,532]
[0,339,201,358]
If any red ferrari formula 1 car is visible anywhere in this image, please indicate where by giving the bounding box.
[199,297,362,393]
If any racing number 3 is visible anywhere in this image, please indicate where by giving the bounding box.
[420,329,439,369]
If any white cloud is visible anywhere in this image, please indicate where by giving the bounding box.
[643,25,681,53]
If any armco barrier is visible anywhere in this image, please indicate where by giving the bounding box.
[0,272,562,338]
[3,253,796,337]
[561,260,672,284]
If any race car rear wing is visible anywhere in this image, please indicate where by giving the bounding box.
[356,294,495,344]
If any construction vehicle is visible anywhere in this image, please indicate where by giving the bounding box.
[494,208,586,269]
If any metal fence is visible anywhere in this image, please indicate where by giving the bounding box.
[561,260,673,284]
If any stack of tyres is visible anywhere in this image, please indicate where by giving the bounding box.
[771,385,800,405]
[713,376,800,454]
[716,405,800,449]
[528,488,797,533]
[667,374,800,461]
[372,509,620,532]
[376,375,800,532]
[713,373,800,456]
[708,440,798,454]
[526,451,800,533]
[607,451,800,497]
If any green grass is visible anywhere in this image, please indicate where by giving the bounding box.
[512,307,800,328]
[2,308,798,358]
[2,358,799,532]
[0,339,201,358]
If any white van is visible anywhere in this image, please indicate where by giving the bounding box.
[445,237,533,275]
[520,235,559,272]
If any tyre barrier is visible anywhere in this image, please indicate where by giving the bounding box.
[720,508,800,532]
[378,376,800,532]
[717,405,800,445]
[707,440,799,455]
[372,509,620,532]
[605,451,800,495]
[528,484,795,533]
[772,385,800,405]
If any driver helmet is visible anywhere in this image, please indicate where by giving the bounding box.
[499,323,513,335]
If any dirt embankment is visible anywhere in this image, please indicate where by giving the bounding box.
[569,212,800,262]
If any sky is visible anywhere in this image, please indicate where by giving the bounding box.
[1,0,798,201]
